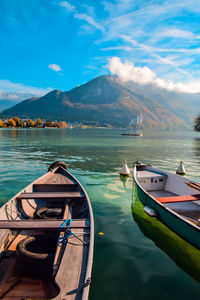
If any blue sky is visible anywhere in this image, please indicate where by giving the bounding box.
[1,0,200,98]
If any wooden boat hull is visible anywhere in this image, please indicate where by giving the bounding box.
[0,162,94,300]
[133,164,200,250]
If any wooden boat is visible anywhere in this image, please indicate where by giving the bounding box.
[0,161,94,299]
[133,162,200,249]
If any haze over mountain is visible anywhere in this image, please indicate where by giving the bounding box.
[0,92,35,112]
[2,75,200,129]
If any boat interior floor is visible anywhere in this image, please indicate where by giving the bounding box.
[165,201,200,223]
[0,231,59,299]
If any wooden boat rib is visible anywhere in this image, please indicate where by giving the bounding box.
[133,162,200,249]
[0,162,94,300]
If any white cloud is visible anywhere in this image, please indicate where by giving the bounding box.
[160,28,199,40]
[109,57,156,84]
[59,1,103,32]
[48,64,62,72]
[104,0,200,28]
[120,34,195,69]
[0,80,52,96]
[108,57,200,93]
[74,13,104,31]
[59,1,76,12]
[100,46,132,51]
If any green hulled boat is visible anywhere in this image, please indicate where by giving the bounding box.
[133,162,200,249]
[132,193,200,282]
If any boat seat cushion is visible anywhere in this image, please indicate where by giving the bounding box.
[156,194,200,203]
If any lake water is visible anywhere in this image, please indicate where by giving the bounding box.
[0,128,200,299]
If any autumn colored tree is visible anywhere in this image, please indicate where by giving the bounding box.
[58,121,67,128]
[0,120,3,128]
[36,118,42,127]
[29,120,35,127]
[8,119,16,127]
[13,117,22,127]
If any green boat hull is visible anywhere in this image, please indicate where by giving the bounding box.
[135,182,200,250]
[132,193,200,282]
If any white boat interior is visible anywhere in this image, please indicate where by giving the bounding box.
[136,164,200,224]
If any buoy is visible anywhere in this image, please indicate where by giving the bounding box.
[98,232,104,236]
[176,160,186,175]
[119,160,130,176]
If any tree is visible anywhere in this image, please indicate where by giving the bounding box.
[0,120,3,128]
[194,115,200,131]
[58,121,67,128]
[36,118,42,127]
[45,120,52,127]
[8,119,16,127]
[28,120,34,127]
[13,117,22,127]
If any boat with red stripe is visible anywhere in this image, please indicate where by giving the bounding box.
[133,162,200,249]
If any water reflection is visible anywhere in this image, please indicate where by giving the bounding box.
[0,129,143,173]
[132,192,200,283]
[2,128,200,177]
[193,138,200,165]
[119,175,130,188]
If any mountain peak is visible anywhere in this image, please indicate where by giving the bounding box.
[51,89,62,94]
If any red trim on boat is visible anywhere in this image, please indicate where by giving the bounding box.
[156,194,200,203]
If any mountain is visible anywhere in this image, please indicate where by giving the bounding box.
[0,92,35,112]
[124,81,200,125]
[0,99,19,112]
[2,75,199,129]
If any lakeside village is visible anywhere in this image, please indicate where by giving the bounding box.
[0,117,113,129]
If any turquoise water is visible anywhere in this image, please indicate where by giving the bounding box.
[0,128,200,299]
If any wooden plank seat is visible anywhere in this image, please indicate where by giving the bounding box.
[33,183,78,192]
[156,194,200,203]
[16,192,84,200]
[33,183,78,189]
[186,182,200,191]
[0,219,89,230]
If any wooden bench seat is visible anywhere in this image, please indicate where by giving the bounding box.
[156,194,200,203]
[33,183,78,192]
[33,183,77,187]
[0,219,89,230]
[16,192,84,200]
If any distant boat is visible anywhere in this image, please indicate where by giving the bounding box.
[121,114,144,137]
[121,133,143,136]
[133,162,200,249]
[0,161,94,299]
